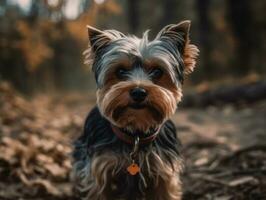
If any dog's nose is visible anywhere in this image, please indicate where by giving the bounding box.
[130,87,147,102]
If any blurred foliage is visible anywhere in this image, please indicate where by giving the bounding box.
[0,0,121,93]
[16,20,53,71]
[0,0,265,93]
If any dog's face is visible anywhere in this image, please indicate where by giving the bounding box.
[84,21,199,133]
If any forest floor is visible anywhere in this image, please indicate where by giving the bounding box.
[0,82,266,200]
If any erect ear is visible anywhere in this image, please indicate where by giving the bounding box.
[87,25,112,53]
[156,20,199,75]
[84,25,125,66]
[87,25,125,53]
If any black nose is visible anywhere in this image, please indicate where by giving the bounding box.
[130,87,147,102]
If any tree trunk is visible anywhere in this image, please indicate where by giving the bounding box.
[127,0,140,34]
[226,0,253,75]
[196,0,213,76]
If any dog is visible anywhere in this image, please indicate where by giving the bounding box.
[72,20,199,200]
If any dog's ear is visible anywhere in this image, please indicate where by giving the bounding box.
[84,26,125,66]
[87,25,124,53]
[156,20,199,74]
[87,25,112,53]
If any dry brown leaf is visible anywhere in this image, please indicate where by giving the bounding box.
[18,171,62,196]
[228,176,258,187]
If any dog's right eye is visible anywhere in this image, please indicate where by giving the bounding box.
[150,67,164,80]
[116,68,128,79]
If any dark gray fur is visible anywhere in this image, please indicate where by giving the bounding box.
[84,24,189,88]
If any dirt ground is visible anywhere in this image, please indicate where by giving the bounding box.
[0,82,266,200]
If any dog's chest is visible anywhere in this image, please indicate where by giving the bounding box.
[89,145,181,200]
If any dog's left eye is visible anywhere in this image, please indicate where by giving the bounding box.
[150,68,163,79]
[116,68,128,79]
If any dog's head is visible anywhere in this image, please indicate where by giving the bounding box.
[84,21,199,134]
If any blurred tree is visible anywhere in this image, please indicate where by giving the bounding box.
[0,0,123,93]
[80,0,91,13]
[0,0,265,93]
[196,0,213,75]
[127,0,139,34]
[161,0,177,25]
[227,0,254,75]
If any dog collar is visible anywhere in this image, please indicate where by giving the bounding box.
[111,125,160,145]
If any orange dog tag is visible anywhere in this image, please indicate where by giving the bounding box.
[127,163,140,175]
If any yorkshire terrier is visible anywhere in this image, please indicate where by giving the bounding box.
[72,20,199,200]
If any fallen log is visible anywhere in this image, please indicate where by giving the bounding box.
[181,81,266,107]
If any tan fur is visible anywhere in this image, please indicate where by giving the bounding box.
[97,81,182,133]
[80,150,182,200]
[183,40,199,75]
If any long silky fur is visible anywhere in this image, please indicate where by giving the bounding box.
[72,107,183,200]
[83,24,198,88]
[96,81,181,132]
[76,21,199,200]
